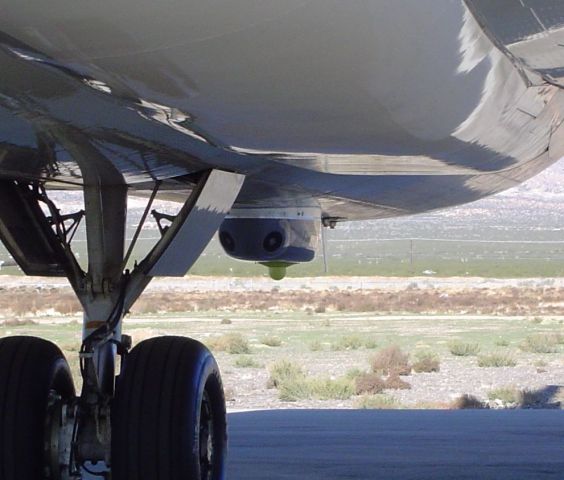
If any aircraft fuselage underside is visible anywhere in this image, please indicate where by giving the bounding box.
[0,1,563,220]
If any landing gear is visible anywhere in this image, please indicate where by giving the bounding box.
[112,337,227,479]
[0,336,75,479]
[0,168,244,478]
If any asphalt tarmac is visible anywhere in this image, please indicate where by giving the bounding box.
[227,409,564,480]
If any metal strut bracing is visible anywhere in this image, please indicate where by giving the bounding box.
[0,136,244,475]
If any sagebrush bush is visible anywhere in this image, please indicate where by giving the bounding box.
[385,374,411,390]
[235,356,261,368]
[448,341,480,357]
[371,346,411,375]
[355,373,386,395]
[345,368,364,380]
[308,378,355,401]
[412,352,440,373]
[279,378,355,402]
[477,353,516,368]
[267,360,305,389]
[207,333,251,354]
[261,336,282,347]
[3,318,37,327]
[488,387,519,404]
[278,378,311,402]
[520,334,558,353]
[309,340,323,352]
[331,335,363,351]
[341,335,363,350]
[268,360,354,401]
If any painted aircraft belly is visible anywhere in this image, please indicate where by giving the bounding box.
[0,1,563,220]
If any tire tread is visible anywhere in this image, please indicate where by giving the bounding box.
[112,336,227,479]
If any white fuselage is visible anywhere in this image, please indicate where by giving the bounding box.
[0,1,563,218]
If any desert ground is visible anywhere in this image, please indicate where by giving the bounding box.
[1,275,562,411]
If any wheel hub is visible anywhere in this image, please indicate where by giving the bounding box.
[199,390,214,480]
[44,391,76,480]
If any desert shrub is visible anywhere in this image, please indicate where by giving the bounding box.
[51,298,80,316]
[451,394,485,409]
[235,356,262,368]
[355,373,386,395]
[488,387,519,405]
[354,395,400,410]
[520,334,558,353]
[495,338,510,347]
[341,335,363,350]
[477,353,516,368]
[131,298,160,315]
[448,341,480,357]
[267,360,305,389]
[268,360,355,401]
[371,346,411,375]
[364,338,378,349]
[277,376,354,402]
[345,368,364,380]
[220,318,232,325]
[314,305,326,314]
[530,317,543,324]
[4,318,37,327]
[207,333,251,354]
[332,335,363,351]
[278,378,312,402]
[330,343,343,352]
[309,340,323,351]
[385,374,411,390]
[309,378,355,401]
[412,352,440,373]
[278,377,355,402]
[261,336,282,347]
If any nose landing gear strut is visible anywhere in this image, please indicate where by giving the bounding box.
[0,168,244,479]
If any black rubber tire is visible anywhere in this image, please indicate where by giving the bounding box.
[0,336,75,480]
[112,336,227,480]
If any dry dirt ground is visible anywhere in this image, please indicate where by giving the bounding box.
[0,276,562,410]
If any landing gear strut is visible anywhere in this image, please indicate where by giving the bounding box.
[0,167,244,478]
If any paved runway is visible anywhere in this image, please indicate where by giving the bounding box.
[228,410,564,480]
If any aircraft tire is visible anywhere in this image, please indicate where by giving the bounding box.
[0,336,75,479]
[112,336,227,479]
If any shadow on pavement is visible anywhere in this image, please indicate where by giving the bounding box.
[228,409,564,480]
[521,385,562,409]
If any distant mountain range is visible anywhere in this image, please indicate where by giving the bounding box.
[501,158,564,197]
